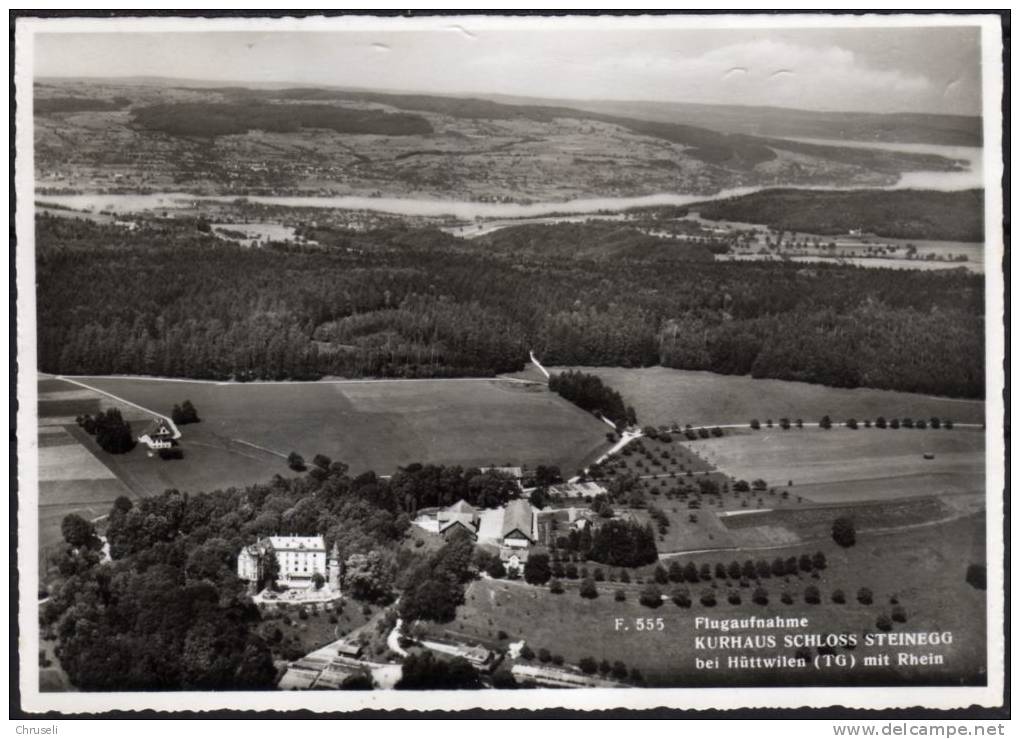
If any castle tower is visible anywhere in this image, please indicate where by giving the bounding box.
[327,542,342,593]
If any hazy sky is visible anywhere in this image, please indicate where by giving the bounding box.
[33,23,983,115]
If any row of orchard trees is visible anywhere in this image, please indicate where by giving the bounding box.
[751,416,957,430]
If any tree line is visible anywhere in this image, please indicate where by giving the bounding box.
[548,370,636,428]
[37,215,984,398]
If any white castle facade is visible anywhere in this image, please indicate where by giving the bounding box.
[237,535,341,591]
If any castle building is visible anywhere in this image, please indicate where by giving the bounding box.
[237,535,340,591]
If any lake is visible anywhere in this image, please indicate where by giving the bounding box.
[778,138,984,191]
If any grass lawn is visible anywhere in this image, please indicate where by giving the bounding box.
[687,427,984,501]
[444,514,986,687]
[539,366,986,428]
[71,376,610,478]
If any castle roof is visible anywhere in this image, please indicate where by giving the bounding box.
[267,535,326,552]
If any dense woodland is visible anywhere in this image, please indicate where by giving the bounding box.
[549,370,635,428]
[132,102,433,138]
[37,215,984,398]
[693,188,984,242]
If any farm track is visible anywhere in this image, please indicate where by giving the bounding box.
[53,375,181,439]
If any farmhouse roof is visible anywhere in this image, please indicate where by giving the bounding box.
[502,499,535,541]
[141,417,174,438]
[444,499,476,515]
[440,517,479,538]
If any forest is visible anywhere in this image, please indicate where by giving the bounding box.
[132,102,433,137]
[549,370,635,429]
[36,215,985,398]
[692,188,985,241]
[35,96,131,115]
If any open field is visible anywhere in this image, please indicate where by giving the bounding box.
[687,427,984,502]
[539,367,986,428]
[36,384,135,551]
[70,424,290,499]
[63,375,610,479]
[442,514,985,686]
[717,495,981,547]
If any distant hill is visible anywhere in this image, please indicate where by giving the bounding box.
[691,188,984,242]
[267,88,960,172]
[37,77,981,146]
[482,95,982,147]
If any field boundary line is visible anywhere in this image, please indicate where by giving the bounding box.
[231,438,289,460]
[56,375,182,439]
[53,373,539,387]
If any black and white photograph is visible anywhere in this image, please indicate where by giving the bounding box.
[12,11,1006,715]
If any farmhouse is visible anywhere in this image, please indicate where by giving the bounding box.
[137,417,175,450]
[237,535,341,590]
[437,499,481,540]
[499,546,529,571]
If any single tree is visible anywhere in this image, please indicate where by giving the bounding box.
[524,553,552,585]
[639,584,663,608]
[832,516,856,547]
[61,513,98,550]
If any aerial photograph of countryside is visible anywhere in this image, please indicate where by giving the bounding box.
[23,17,995,698]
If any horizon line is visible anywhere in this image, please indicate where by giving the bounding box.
[34,74,983,121]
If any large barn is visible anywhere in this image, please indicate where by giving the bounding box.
[501,499,536,548]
